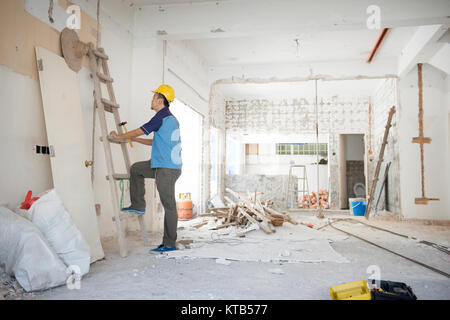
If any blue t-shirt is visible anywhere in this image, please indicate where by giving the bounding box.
[140,107,182,169]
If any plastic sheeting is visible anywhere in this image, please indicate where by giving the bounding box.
[0,206,67,292]
[27,189,91,276]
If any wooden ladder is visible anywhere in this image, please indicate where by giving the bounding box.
[365,106,396,219]
[286,164,311,209]
[87,43,149,257]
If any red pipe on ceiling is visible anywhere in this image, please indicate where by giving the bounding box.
[366,28,390,63]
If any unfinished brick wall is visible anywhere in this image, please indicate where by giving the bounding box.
[346,160,365,200]
[225,97,370,209]
[369,78,400,215]
[225,97,368,134]
[209,87,228,201]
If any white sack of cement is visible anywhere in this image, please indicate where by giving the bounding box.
[0,206,68,292]
[27,189,90,276]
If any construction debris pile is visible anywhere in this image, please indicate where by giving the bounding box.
[298,189,330,209]
[199,188,298,235]
[0,265,34,300]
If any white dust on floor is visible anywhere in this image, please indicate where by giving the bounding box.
[163,216,349,264]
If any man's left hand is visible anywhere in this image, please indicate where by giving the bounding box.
[110,131,119,139]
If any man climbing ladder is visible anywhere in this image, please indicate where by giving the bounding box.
[110,84,182,253]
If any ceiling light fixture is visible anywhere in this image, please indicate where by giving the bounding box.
[294,38,300,58]
[211,28,225,33]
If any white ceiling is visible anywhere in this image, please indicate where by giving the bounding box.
[129,0,448,99]
[131,0,226,5]
[217,78,383,100]
[184,27,416,67]
[133,0,449,40]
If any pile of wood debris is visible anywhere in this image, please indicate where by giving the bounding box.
[298,189,329,209]
[199,188,298,235]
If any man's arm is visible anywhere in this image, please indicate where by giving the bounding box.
[131,137,153,146]
[110,128,144,140]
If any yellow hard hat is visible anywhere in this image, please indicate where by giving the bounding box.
[152,84,175,102]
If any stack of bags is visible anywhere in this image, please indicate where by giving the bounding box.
[298,189,329,209]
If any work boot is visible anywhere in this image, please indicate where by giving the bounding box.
[121,206,145,215]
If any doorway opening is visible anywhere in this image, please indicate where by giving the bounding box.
[338,134,366,209]
[210,127,219,198]
[169,99,203,214]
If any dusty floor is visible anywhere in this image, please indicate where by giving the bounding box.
[6,212,450,300]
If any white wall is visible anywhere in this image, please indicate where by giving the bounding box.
[130,39,210,215]
[0,1,136,239]
[345,134,365,161]
[170,99,203,212]
[209,85,227,199]
[233,132,330,194]
[369,78,401,214]
[398,64,450,220]
[87,6,135,238]
[0,66,54,208]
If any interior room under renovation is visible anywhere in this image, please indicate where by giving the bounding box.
[0,0,449,302]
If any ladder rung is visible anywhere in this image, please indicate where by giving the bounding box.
[112,213,140,221]
[101,98,119,109]
[99,135,127,144]
[108,136,127,144]
[93,49,109,60]
[97,72,113,83]
[106,174,130,180]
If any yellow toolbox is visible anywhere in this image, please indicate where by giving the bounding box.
[330,280,372,300]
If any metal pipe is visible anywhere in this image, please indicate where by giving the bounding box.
[167,68,208,103]
[315,79,319,211]
[96,0,101,48]
[366,28,389,63]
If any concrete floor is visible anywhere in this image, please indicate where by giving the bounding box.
[27,213,450,300]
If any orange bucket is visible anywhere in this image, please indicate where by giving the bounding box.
[177,193,193,220]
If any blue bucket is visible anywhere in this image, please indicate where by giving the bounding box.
[351,201,366,216]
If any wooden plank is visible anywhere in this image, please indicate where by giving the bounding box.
[208,207,229,211]
[237,207,269,233]
[101,98,119,109]
[87,43,128,257]
[412,137,431,144]
[106,173,130,180]
[91,47,148,248]
[35,46,105,262]
[365,106,396,219]
[93,49,109,60]
[192,221,208,229]
[96,71,113,83]
[198,213,228,218]
[100,48,132,172]
[415,197,439,205]
[373,162,391,212]
[263,205,298,225]
[213,222,237,230]
[226,188,274,231]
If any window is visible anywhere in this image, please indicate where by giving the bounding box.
[245,143,259,155]
[276,143,328,156]
[276,143,291,155]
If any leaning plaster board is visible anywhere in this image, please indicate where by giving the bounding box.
[35,46,104,262]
